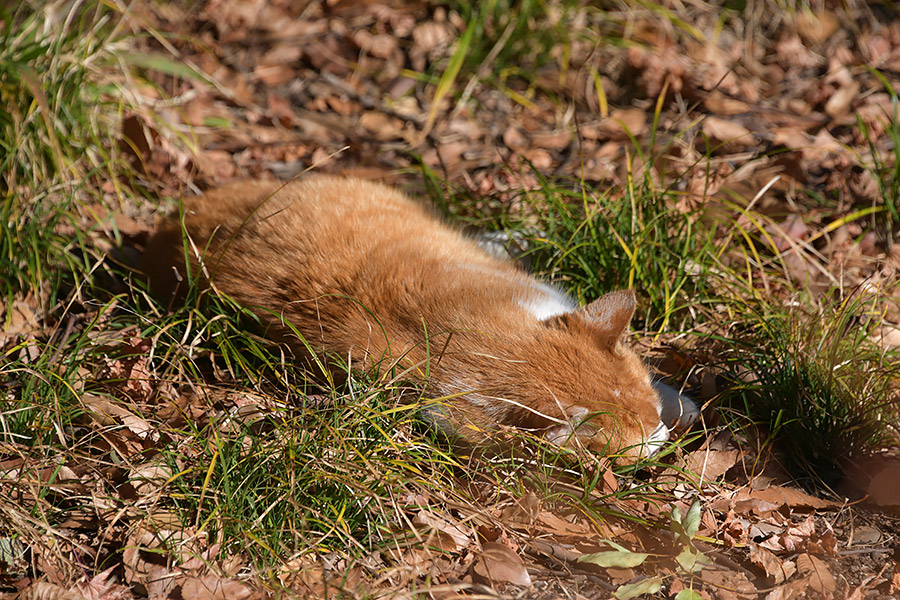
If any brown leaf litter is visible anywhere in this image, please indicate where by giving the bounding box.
[5,0,900,598]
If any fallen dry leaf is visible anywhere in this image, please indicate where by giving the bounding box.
[797,553,837,597]
[824,81,860,117]
[17,581,88,600]
[471,542,532,588]
[535,511,593,537]
[597,107,647,140]
[277,556,327,596]
[733,484,840,511]
[749,544,795,585]
[702,116,753,149]
[699,567,756,600]
[796,11,841,46]
[360,111,406,141]
[764,576,813,600]
[413,509,472,552]
[180,575,256,600]
[681,448,741,482]
[73,565,133,600]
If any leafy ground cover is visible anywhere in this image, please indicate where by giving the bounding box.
[2,0,900,598]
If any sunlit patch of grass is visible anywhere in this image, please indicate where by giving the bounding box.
[0,0,132,539]
[0,297,127,580]
[157,378,451,560]
[1,1,125,301]
[1,332,88,450]
[523,174,716,334]
[0,0,181,583]
[442,0,583,85]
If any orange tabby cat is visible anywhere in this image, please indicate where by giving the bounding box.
[144,175,671,457]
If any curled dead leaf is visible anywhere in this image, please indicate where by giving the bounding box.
[765,576,814,600]
[360,111,405,141]
[535,511,593,537]
[412,21,454,58]
[181,574,256,600]
[503,126,528,150]
[733,484,840,511]
[17,581,88,600]
[703,91,751,115]
[825,81,860,117]
[773,127,811,150]
[129,461,173,498]
[352,30,398,60]
[530,130,571,151]
[701,568,756,600]
[123,529,179,598]
[681,448,741,482]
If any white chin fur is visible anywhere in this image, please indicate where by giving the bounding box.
[642,421,670,457]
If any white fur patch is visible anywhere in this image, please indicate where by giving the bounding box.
[518,282,576,320]
[643,421,670,457]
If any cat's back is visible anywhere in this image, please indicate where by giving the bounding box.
[181,176,490,266]
[145,175,519,316]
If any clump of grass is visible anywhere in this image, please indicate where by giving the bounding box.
[524,173,715,334]
[0,0,131,495]
[444,0,583,84]
[157,374,452,560]
[0,3,133,566]
[1,1,123,300]
[856,85,900,244]
[715,293,899,491]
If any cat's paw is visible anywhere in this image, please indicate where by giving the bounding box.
[654,380,700,431]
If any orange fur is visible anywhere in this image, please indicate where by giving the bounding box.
[144,175,668,456]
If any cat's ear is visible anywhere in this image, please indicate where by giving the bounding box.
[579,290,636,351]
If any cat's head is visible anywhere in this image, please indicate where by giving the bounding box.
[521,290,669,459]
